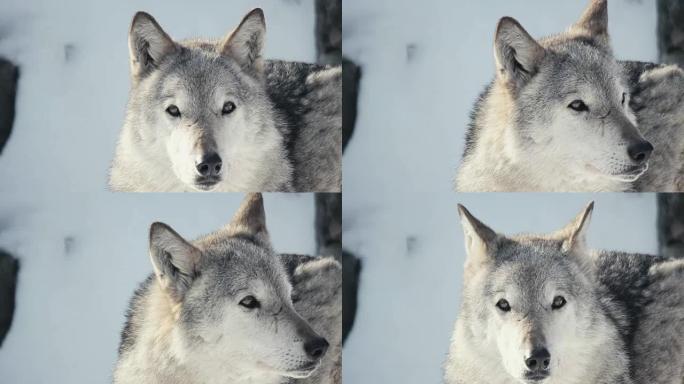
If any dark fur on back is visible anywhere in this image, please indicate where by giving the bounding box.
[594,251,669,378]
[265,61,324,176]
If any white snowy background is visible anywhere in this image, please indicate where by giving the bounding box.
[342,1,659,383]
[0,1,320,383]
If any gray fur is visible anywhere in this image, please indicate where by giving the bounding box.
[444,202,684,384]
[456,0,684,192]
[114,194,341,384]
[110,10,341,192]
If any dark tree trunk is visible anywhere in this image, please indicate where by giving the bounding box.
[0,58,18,155]
[656,0,684,259]
[0,251,18,347]
[314,0,361,343]
[0,57,19,348]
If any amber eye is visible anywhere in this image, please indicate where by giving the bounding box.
[496,299,511,312]
[551,296,567,310]
[568,100,589,112]
[166,105,181,118]
[222,101,236,115]
[239,295,260,309]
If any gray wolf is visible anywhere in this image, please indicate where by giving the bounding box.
[444,202,684,384]
[113,194,341,384]
[455,0,684,192]
[109,9,342,192]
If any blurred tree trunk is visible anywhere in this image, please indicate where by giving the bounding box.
[0,57,19,347]
[314,0,361,343]
[656,0,684,259]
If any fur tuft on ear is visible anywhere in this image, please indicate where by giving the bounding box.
[457,204,499,266]
[226,193,271,247]
[571,0,609,40]
[128,12,178,80]
[494,17,546,92]
[556,202,594,254]
[149,222,201,302]
[219,8,266,77]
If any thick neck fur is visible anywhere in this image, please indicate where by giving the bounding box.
[455,81,631,192]
[110,90,293,192]
[113,281,286,384]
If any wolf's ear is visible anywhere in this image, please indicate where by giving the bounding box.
[226,193,271,247]
[128,12,178,80]
[219,8,266,77]
[557,202,594,254]
[149,222,201,302]
[458,205,498,265]
[571,0,608,41]
[494,17,546,91]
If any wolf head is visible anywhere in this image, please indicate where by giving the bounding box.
[148,194,327,379]
[457,202,602,383]
[493,0,652,182]
[126,10,287,191]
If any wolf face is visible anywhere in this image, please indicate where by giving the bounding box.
[148,194,327,379]
[457,203,605,383]
[493,0,652,182]
[125,10,289,191]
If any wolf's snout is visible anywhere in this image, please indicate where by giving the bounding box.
[627,141,653,164]
[195,153,223,177]
[524,347,551,373]
[303,337,329,360]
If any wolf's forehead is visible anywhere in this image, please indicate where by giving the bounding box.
[156,51,249,100]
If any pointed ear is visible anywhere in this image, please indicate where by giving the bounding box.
[149,222,201,302]
[457,204,499,265]
[557,202,594,253]
[219,8,266,77]
[226,193,271,247]
[494,17,546,91]
[571,0,608,40]
[128,12,178,80]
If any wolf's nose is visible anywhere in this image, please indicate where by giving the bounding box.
[525,347,551,372]
[627,141,653,164]
[304,337,329,360]
[195,153,222,177]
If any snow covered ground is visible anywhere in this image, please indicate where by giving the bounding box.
[342,1,659,383]
[0,1,319,383]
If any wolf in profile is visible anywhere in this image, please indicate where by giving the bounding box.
[113,194,341,384]
[455,0,684,192]
[109,9,341,192]
[444,202,684,384]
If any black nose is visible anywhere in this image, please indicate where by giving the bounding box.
[627,141,653,164]
[303,337,329,360]
[195,153,222,177]
[525,347,551,372]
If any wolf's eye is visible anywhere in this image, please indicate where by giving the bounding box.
[239,295,260,309]
[568,100,589,112]
[222,101,236,115]
[496,299,511,312]
[551,296,566,310]
[621,92,627,106]
[166,105,181,118]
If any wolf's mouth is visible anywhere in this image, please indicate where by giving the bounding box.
[283,360,321,378]
[612,162,648,182]
[193,176,221,191]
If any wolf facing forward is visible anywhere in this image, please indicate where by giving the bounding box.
[109,9,342,192]
[455,0,684,192]
[113,194,341,384]
[444,202,684,384]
